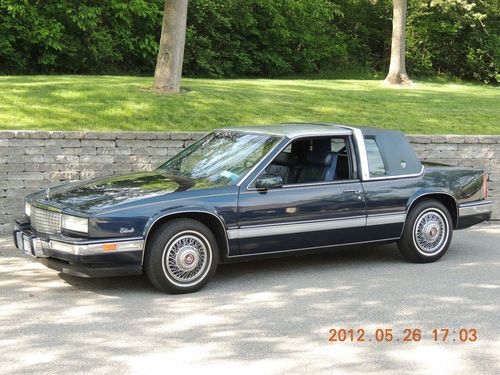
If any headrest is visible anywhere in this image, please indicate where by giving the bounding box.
[305,151,336,166]
[274,152,297,166]
[312,139,331,152]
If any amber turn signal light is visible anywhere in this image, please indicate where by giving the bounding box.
[102,244,117,251]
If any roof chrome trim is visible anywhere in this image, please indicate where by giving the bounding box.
[219,123,353,139]
[365,165,425,181]
[338,125,370,180]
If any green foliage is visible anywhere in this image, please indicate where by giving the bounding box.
[184,0,345,77]
[0,0,162,74]
[407,0,499,83]
[0,0,498,82]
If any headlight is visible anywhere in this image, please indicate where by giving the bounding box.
[61,214,88,234]
[25,202,32,217]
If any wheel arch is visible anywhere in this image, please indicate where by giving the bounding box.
[406,191,459,229]
[142,210,229,265]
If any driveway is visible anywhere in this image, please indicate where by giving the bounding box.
[0,223,499,375]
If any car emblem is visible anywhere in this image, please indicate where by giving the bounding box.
[45,187,50,200]
[401,161,407,169]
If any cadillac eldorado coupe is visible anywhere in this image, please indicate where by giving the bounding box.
[14,124,493,293]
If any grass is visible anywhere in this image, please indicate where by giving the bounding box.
[0,75,498,134]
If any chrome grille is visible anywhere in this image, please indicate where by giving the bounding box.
[30,206,62,235]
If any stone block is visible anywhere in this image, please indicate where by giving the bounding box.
[46,139,80,147]
[29,131,49,139]
[0,131,15,139]
[116,139,149,148]
[7,155,43,164]
[431,135,446,143]
[409,136,431,144]
[49,171,80,180]
[23,163,63,172]
[14,131,31,139]
[130,147,151,156]
[1,164,26,172]
[49,131,65,139]
[81,140,115,148]
[445,135,465,144]
[80,155,114,164]
[148,148,168,156]
[25,147,47,155]
[0,180,25,189]
[8,172,47,181]
[156,133,172,140]
[9,139,45,147]
[44,155,79,164]
[136,132,157,140]
[63,131,85,139]
[83,132,100,139]
[97,132,118,140]
[97,147,131,156]
[478,136,500,144]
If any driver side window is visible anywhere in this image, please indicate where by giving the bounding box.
[263,136,354,185]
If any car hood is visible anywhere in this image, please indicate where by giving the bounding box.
[28,171,222,214]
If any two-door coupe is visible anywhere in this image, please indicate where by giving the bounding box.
[14,124,493,293]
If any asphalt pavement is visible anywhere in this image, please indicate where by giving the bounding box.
[0,223,499,375]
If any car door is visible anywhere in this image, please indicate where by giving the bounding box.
[233,135,367,255]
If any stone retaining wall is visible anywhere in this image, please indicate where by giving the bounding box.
[0,131,498,234]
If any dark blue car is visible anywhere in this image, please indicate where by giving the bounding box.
[14,124,493,293]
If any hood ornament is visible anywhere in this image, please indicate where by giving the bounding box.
[45,187,50,200]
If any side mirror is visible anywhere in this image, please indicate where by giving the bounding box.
[255,175,283,190]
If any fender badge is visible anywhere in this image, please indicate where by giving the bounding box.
[120,227,135,234]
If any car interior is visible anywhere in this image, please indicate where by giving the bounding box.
[264,136,353,184]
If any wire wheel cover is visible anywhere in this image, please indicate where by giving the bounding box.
[414,210,447,254]
[165,234,208,283]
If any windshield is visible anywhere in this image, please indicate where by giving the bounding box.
[158,131,282,185]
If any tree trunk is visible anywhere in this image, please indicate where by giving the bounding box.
[385,0,412,85]
[152,0,188,94]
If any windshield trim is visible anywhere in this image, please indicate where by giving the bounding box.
[235,136,285,187]
[157,131,284,187]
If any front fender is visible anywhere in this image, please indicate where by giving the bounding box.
[142,206,229,238]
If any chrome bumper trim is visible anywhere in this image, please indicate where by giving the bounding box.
[48,238,144,256]
[458,201,493,217]
[14,227,144,257]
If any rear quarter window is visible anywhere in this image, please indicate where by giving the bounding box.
[365,138,386,177]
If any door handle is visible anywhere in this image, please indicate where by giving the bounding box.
[343,189,361,194]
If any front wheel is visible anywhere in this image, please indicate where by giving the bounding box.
[397,200,453,263]
[144,218,219,294]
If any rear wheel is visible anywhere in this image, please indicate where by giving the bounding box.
[144,218,219,294]
[398,200,453,263]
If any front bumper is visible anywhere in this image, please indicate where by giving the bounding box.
[457,200,493,229]
[13,225,143,278]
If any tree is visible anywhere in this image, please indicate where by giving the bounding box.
[152,0,188,94]
[385,0,412,85]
